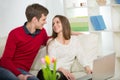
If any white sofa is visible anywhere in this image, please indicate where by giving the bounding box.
[0,33,99,79]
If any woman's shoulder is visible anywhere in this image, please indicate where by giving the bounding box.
[47,38,53,43]
[47,38,56,46]
[71,35,79,41]
[70,35,81,45]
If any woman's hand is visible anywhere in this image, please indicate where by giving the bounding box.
[58,67,75,80]
[18,74,33,80]
[84,66,92,74]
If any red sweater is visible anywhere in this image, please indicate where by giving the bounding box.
[0,26,49,76]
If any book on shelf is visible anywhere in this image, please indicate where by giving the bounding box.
[69,16,89,31]
[90,15,106,30]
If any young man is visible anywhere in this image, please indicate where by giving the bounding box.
[0,3,49,80]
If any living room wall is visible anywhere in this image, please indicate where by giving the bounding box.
[0,0,64,37]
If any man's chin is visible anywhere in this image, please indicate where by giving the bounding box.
[39,27,43,30]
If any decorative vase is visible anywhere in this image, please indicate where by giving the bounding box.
[96,0,106,6]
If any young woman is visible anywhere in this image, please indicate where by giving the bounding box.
[37,15,92,80]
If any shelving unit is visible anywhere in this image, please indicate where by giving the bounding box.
[111,0,120,57]
[63,0,120,57]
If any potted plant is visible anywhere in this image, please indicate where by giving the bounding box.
[41,55,60,80]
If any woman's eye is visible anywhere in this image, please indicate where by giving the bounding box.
[56,21,59,24]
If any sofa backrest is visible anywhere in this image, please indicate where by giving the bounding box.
[78,33,99,68]
[71,33,99,73]
[0,36,7,57]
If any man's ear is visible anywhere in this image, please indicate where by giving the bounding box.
[32,17,38,23]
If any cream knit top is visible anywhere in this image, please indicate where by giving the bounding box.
[48,36,88,71]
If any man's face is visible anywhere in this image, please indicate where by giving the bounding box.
[36,14,47,29]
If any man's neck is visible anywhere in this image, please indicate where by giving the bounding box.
[26,22,36,34]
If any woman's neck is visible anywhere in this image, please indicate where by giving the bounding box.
[56,33,70,45]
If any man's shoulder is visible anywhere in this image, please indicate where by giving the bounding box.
[10,26,23,32]
[8,26,23,36]
[41,28,46,32]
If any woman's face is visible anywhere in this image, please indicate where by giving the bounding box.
[52,17,62,34]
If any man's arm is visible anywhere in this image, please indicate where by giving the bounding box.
[0,31,21,76]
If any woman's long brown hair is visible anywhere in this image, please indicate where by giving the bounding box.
[52,15,71,40]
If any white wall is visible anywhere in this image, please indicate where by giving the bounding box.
[0,0,64,37]
[45,0,64,35]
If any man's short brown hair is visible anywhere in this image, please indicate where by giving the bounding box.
[25,3,49,22]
